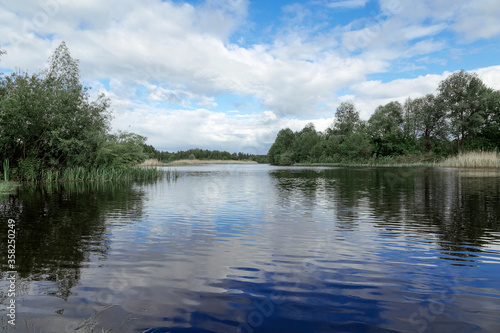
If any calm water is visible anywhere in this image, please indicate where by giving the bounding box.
[1,165,500,333]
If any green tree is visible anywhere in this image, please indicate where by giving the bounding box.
[0,42,111,179]
[412,94,448,153]
[267,128,295,165]
[95,131,148,169]
[403,97,418,140]
[477,88,500,149]
[438,70,488,151]
[292,123,320,163]
[339,131,373,161]
[368,101,405,156]
[333,101,360,137]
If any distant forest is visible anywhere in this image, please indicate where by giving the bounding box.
[142,146,268,164]
[268,70,500,165]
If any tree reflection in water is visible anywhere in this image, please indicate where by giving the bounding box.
[0,180,149,301]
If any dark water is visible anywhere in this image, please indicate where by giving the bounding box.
[1,165,500,333]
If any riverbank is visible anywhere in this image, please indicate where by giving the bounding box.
[137,158,258,167]
[294,162,435,168]
[439,151,500,168]
[293,151,500,168]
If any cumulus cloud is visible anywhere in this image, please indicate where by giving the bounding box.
[111,105,333,154]
[452,1,500,41]
[379,0,500,42]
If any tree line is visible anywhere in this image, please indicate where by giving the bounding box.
[142,145,268,163]
[0,43,150,181]
[268,71,500,165]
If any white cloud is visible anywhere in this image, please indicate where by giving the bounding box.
[453,1,500,41]
[379,0,500,42]
[476,65,500,90]
[111,105,333,154]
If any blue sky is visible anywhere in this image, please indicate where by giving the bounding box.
[1,0,500,154]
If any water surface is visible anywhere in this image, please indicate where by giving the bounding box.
[1,165,500,332]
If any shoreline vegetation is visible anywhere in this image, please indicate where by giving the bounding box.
[267,71,499,168]
[138,158,258,167]
[439,151,500,168]
[293,151,500,168]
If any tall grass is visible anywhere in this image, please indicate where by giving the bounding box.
[10,165,175,183]
[56,166,167,182]
[3,159,9,181]
[165,168,179,181]
[0,158,18,195]
[440,151,500,168]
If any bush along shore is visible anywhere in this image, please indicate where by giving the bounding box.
[0,43,167,183]
[268,70,500,167]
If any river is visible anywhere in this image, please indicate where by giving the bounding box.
[1,164,500,332]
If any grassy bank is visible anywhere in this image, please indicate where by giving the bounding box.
[294,161,434,168]
[293,151,500,168]
[293,154,438,168]
[138,158,258,166]
[439,151,500,168]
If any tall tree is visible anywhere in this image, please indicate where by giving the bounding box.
[43,42,111,167]
[438,70,487,151]
[403,97,417,140]
[368,101,405,156]
[0,42,111,177]
[478,88,500,149]
[412,94,447,152]
[267,128,296,165]
[333,101,360,137]
[293,123,320,162]
[369,101,403,137]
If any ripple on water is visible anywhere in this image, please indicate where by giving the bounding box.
[2,165,500,332]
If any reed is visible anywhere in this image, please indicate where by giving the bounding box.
[51,166,169,182]
[440,151,500,168]
[165,168,179,181]
[137,158,162,167]
[9,164,175,183]
[3,159,9,181]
